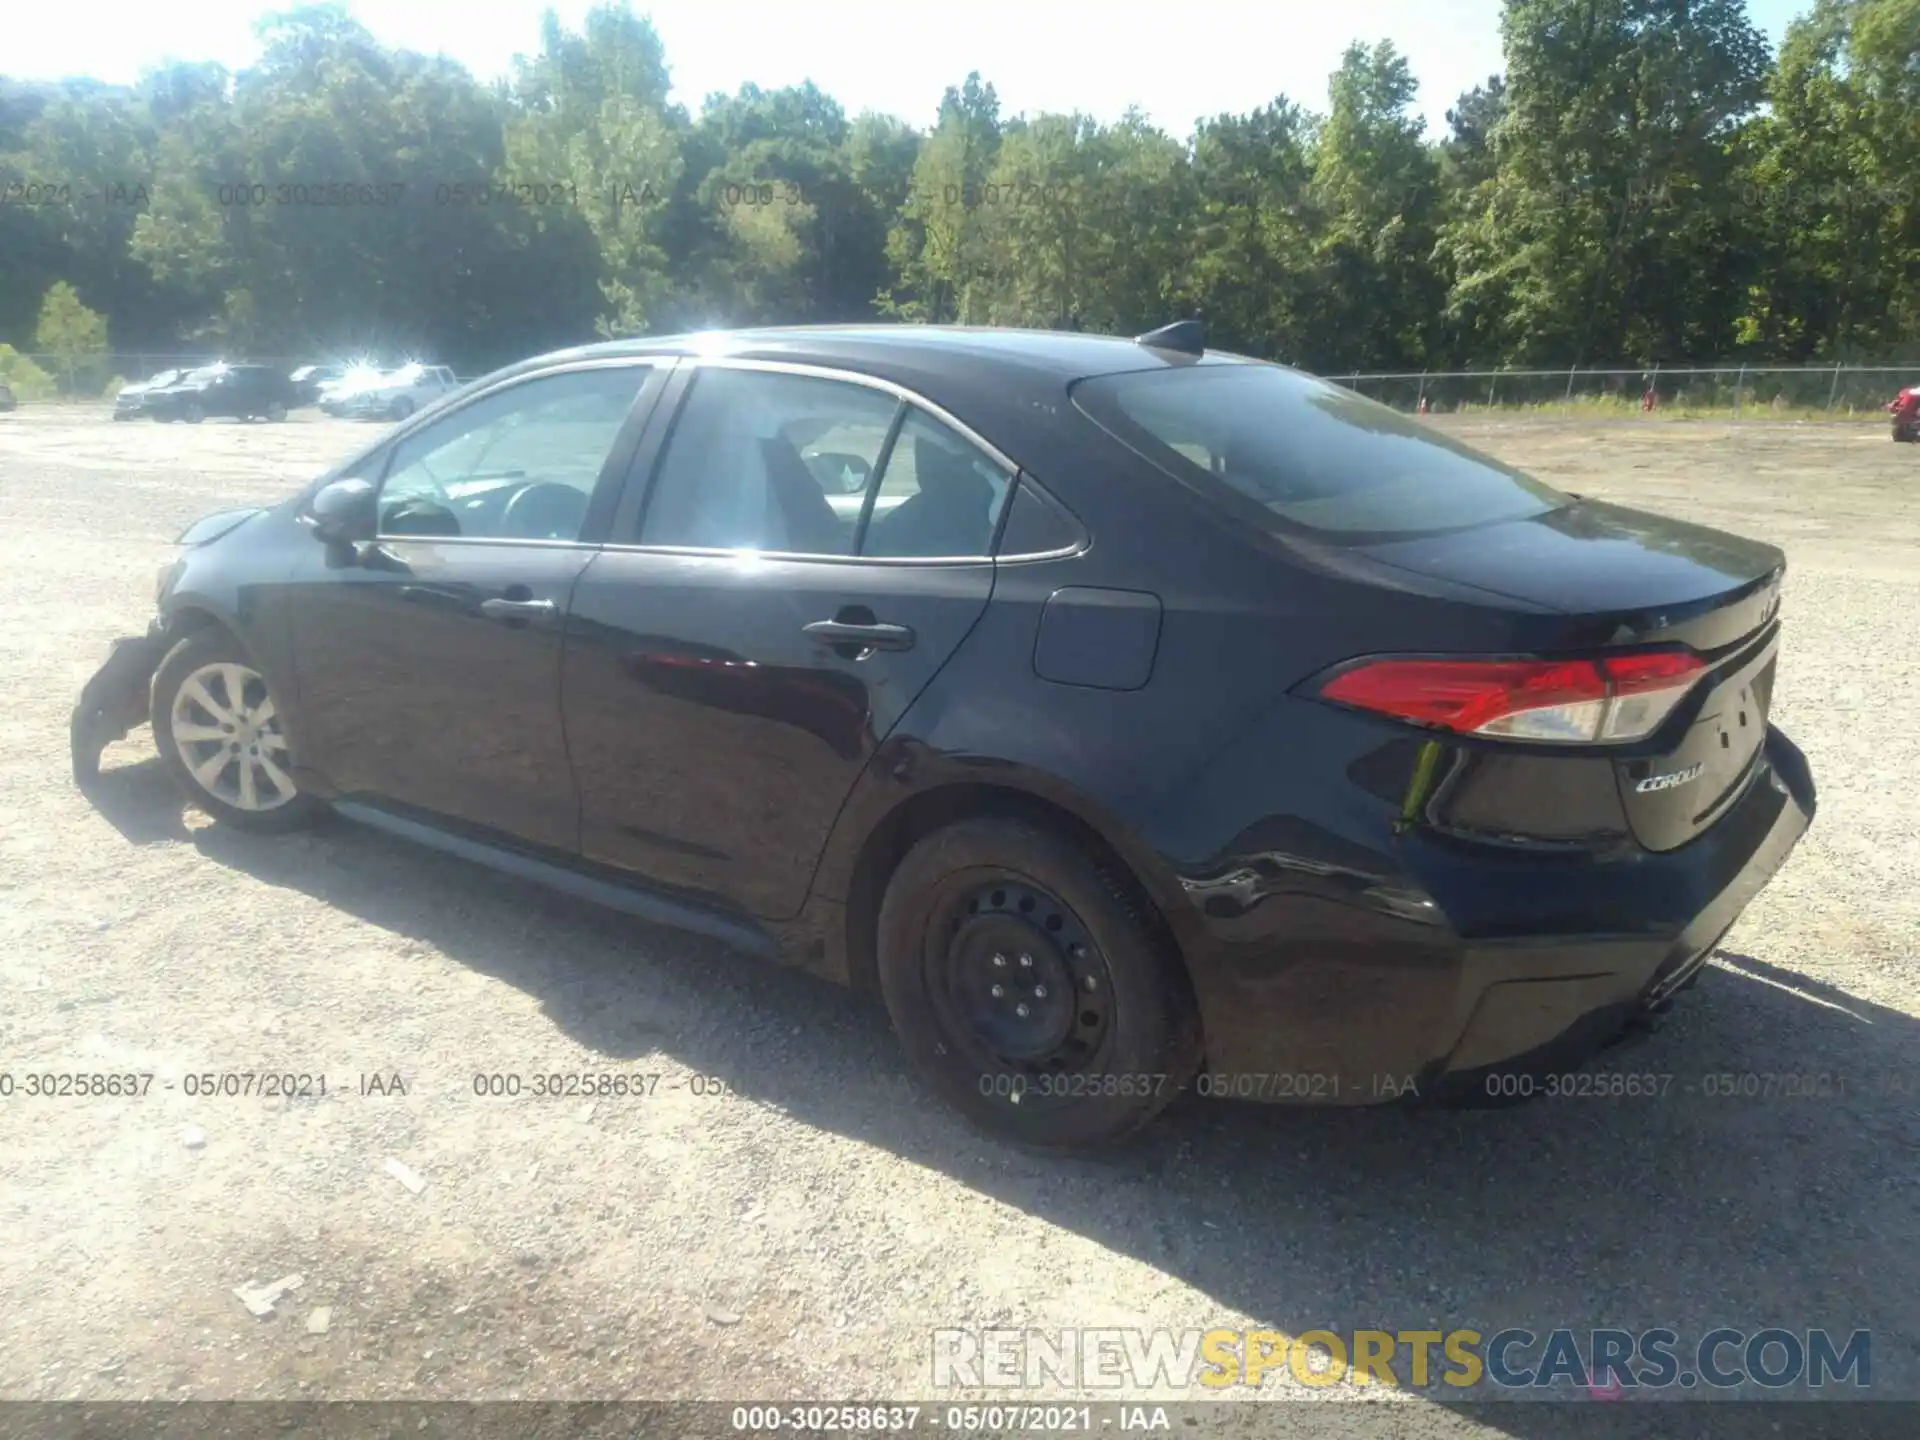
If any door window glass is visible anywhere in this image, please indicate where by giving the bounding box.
[860,408,1010,558]
[377,366,648,541]
[636,368,900,556]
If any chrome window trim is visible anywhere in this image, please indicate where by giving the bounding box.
[370,357,663,546]
[613,356,1081,565]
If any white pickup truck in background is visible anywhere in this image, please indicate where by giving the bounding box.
[320,363,460,421]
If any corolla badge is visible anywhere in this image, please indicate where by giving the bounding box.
[1636,762,1706,794]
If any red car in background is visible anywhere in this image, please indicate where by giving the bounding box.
[1890,383,1919,442]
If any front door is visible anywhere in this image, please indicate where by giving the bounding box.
[285,360,661,850]
[562,360,1013,918]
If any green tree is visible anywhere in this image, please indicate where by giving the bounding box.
[884,73,1002,321]
[32,280,109,391]
[1737,0,1920,359]
[1439,0,1770,366]
[1309,41,1446,370]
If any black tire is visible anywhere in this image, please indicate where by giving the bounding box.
[265,401,288,422]
[152,629,317,832]
[876,816,1201,1151]
[183,402,205,424]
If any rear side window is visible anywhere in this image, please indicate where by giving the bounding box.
[860,408,1010,558]
[1073,365,1570,540]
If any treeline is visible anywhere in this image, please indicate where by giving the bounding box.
[1,0,1916,380]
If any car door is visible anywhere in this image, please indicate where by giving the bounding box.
[284,359,666,851]
[560,359,1013,919]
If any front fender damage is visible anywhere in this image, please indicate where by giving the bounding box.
[70,623,171,788]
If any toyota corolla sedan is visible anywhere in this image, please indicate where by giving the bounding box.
[70,322,1816,1150]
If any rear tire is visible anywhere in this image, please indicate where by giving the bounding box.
[265,401,287,422]
[183,402,205,424]
[876,816,1200,1151]
[152,630,317,833]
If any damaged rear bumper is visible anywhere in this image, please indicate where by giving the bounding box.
[70,623,169,786]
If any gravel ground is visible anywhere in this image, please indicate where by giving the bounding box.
[0,407,1915,1431]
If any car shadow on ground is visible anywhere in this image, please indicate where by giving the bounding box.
[79,756,192,845]
[88,773,1920,1429]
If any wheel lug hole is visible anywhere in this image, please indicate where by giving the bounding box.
[990,984,1005,999]
[1083,976,1098,991]
[1034,985,1047,999]
[992,954,1007,968]
[1015,1004,1030,1018]
[1019,954,1032,968]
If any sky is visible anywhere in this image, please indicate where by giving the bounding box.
[5,0,1816,138]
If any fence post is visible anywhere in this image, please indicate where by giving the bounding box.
[1416,370,1427,413]
[1734,363,1745,420]
[1827,362,1841,412]
[1564,366,1577,403]
[1487,371,1498,407]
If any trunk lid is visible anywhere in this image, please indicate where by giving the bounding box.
[1356,499,1786,852]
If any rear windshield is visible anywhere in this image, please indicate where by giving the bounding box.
[1073,364,1570,541]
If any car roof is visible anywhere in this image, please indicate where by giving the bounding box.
[517,324,1256,387]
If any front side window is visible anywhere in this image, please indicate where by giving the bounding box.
[1074,364,1570,541]
[376,366,648,542]
[636,368,900,556]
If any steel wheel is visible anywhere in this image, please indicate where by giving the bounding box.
[927,875,1115,1089]
[168,660,297,812]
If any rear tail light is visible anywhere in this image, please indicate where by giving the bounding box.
[1312,649,1706,744]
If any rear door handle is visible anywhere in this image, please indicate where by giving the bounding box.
[480,597,559,626]
[802,619,916,653]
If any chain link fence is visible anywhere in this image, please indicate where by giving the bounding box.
[1333,365,1919,419]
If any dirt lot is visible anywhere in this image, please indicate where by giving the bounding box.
[0,407,1915,1429]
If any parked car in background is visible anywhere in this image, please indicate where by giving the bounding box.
[0,379,15,412]
[71,321,1816,1150]
[149,364,299,424]
[320,363,459,420]
[113,368,189,420]
[1888,383,1919,442]
[289,363,346,407]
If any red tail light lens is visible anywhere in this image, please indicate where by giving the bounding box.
[1314,649,1706,743]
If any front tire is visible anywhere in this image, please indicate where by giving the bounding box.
[876,817,1200,1151]
[152,630,316,832]
[182,401,205,424]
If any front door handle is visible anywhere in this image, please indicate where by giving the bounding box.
[802,619,916,653]
[480,597,559,626]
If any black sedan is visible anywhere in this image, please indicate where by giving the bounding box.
[71,323,1815,1149]
[113,368,188,419]
[148,363,298,423]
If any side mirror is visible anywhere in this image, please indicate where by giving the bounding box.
[308,478,377,545]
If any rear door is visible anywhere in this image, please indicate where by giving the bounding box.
[560,359,1012,919]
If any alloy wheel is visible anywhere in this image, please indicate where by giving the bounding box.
[168,661,297,811]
